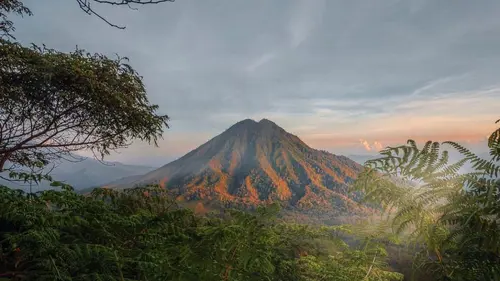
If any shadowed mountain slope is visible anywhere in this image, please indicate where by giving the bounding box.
[107,119,367,213]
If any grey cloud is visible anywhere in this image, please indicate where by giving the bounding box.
[12,0,500,162]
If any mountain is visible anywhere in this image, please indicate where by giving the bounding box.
[107,119,368,214]
[347,154,379,165]
[1,158,155,192]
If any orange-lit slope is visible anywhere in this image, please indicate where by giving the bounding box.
[107,119,365,213]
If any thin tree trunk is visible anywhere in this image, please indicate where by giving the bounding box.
[363,254,377,280]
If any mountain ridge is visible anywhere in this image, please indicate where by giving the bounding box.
[106,119,368,214]
[1,158,156,192]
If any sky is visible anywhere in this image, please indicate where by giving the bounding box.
[13,0,500,166]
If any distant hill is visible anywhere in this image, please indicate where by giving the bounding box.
[107,119,371,215]
[1,158,155,192]
[347,154,379,165]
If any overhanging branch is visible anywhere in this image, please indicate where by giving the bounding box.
[75,0,175,29]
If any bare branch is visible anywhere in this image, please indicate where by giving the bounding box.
[74,0,175,29]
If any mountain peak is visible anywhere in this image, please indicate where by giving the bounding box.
[230,118,278,126]
[237,118,257,125]
[109,118,366,214]
[242,118,257,123]
[226,118,284,134]
[259,118,284,128]
[226,119,257,132]
[256,118,289,137]
[259,118,281,127]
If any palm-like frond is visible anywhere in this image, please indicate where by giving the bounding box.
[352,119,500,280]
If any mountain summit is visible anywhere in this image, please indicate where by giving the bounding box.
[108,119,365,212]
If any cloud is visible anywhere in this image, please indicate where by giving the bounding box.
[245,52,275,72]
[358,140,383,152]
[373,141,383,151]
[288,0,325,48]
[12,0,500,164]
[360,139,372,151]
[410,73,469,97]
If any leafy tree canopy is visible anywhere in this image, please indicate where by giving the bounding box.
[0,0,171,177]
[0,40,169,174]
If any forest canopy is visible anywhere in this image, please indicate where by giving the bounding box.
[0,185,404,281]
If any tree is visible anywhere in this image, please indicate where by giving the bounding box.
[75,0,176,29]
[0,184,404,280]
[0,0,31,39]
[1,0,176,39]
[1,0,173,179]
[352,119,500,280]
[0,40,169,174]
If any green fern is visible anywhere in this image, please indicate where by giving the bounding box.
[352,119,500,280]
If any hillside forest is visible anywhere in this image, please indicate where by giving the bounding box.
[1,1,499,281]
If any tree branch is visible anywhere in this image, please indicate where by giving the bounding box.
[74,0,175,29]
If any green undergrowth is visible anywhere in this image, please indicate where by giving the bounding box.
[0,184,403,281]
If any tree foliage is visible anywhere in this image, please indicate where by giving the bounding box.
[0,0,31,39]
[0,39,169,173]
[1,0,172,176]
[0,185,403,281]
[352,119,500,280]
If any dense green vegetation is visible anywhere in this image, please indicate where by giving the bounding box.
[0,184,403,280]
[2,1,499,280]
[353,120,500,281]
